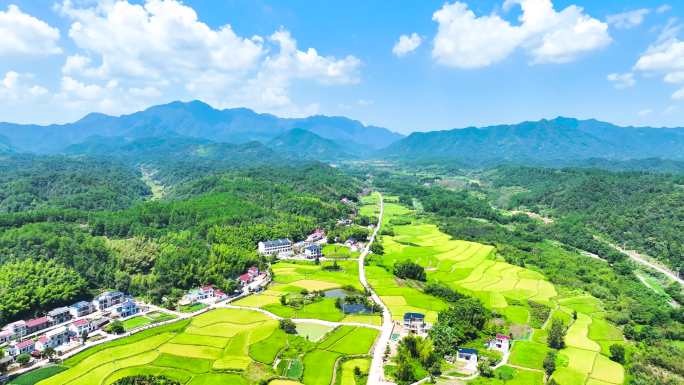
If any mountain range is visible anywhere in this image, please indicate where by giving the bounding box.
[2,101,684,166]
[0,100,402,154]
[383,117,684,164]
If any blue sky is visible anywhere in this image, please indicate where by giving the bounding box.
[0,0,682,133]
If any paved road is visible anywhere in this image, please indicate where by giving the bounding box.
[217,304,382,330]
[358,193,394,385]
[601,238,683,285]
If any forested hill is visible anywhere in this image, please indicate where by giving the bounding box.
[383,117,684,164]
[487,166,684,273]
[0,100,403,153]
[0,160,361,324]
[267,128,355,160]
[0,135,13,153]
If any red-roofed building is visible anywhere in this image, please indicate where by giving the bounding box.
[214,289,227,299]
[489,333,511,352]
[8,339,35,356]
[247,266,259,277]
[69,319,94,335]
[25,316,51,333]
[239,273,252,286]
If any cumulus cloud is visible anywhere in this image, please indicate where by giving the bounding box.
[634,22,684,100]
[607,9,650,29]
[432,0,611,69]
[0,71,49,102]
[607,72,636,89]
[393,33,423,57]
[0,5,61,56]
[53,0,360,117]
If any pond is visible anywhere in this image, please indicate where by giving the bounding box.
[341,303,372,314]
[323,289,373,314]
[323,288,353,298]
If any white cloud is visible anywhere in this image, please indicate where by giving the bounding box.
[0,71,49,102]
[54,0,360,117]
[638,108,653,117]
[432,0,611,69]
[607,72,636,89]
[607,9,650,30]
[0,5,61,56]
[358,99,374,106]
[393,33,423,57]
[633,23,684,100]
[657,5,672,14]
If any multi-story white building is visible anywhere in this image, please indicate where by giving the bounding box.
[93,291,125,311]
[111,299,139,318]
[7,339,35,356]
[403,312,428,333]
[69,301,95,318]
[488,333,511,352]
[304,244,323,258]
[69,319,94,336]
[3,321,27,340]
[35,327,70,351]
[257,239,293,256]
[48,307,72,325]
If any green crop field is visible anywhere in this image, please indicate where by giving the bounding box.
[339,358,370,385]
[359,195,626,385]
[296,322,334,342]
[8,366,67,385]
[35,306,380,385]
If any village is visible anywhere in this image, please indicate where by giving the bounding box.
[0,219,362,378]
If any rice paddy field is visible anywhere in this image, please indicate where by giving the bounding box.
[34,308,379,385]
[233,260,381,325]
[361,194,626,385]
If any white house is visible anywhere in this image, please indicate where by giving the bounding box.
[403,312,428,334]
[489,333,511,352]
[69,319,94,336]
[457,348,479,372]
[69,301,94,318]
[93,291,125,311]
[0,329,12,344]
[7,339,35,356]
[304,244,323,259]
[306,229,326,243]
[48,307,72,325]
[258,239,293,256]
[111,299,139,318]
[35,327,69,351]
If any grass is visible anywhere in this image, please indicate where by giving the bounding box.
[296,322,335,342]
[178,302,208,313]
[8,366,67,385]
[302,349,342,385]
[508,341,549,370]
[121,315,153,330]
[339,358,370,385]
[323,244,360,259]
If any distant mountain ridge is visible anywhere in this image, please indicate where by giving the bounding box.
[383,117,684,164]
[0,100,403,154]
[267,128,354,160]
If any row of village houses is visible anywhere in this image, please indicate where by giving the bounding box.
[0,291,139,358]
[257,229,326,259]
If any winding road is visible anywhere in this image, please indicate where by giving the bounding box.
[358,193,394,385]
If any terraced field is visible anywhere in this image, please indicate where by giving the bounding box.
[35,308,379,385]
[361,195,625,385]
[234,260,381,325]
